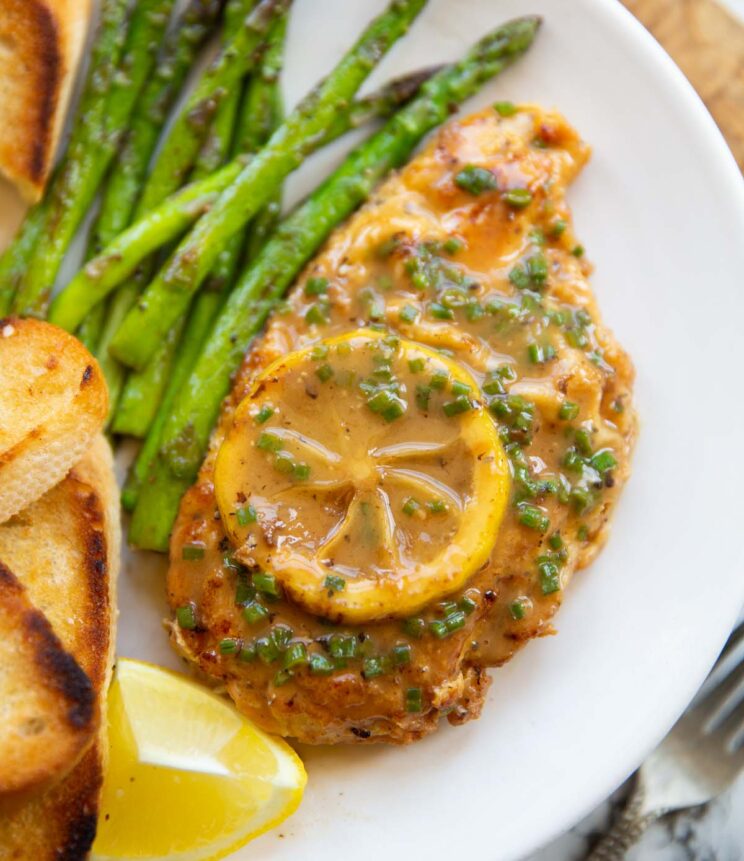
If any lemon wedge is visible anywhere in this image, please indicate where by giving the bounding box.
[215,328,510,624]
[92,659,306,861]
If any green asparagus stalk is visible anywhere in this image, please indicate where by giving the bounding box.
[50,66,439,332]
[134,0,285,216]
[0,0,130,315]
[77,1,224,378]
[129,15,542,550]
[0,203,48,316]
[112,0,258,438]
[13,0,177,317]
[122,13,288,501]
[82,0,273,408]
[110,0,428,370]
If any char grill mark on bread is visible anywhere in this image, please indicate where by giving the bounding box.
[0,0,91,201]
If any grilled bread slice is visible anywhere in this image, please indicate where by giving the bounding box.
[0,317,108,525]
[0,434,119,857]
[0,563,94,798]
[0,0,91,201]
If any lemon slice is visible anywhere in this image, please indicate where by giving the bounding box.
[92,659,306,861]
[215,328,509,624]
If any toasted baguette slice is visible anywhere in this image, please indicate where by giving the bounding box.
[0,318,108,525]
[0,435,119,855]
[0,0,91,201]
[0,563,94,798]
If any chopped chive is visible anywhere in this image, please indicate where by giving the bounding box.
[391,643,412,666]
[408,357,425,374]
[254,404,274,424]
[238,643,256,662]
[283,642,309,670]
[182,543,205,561]
[574,428,593,456]
[426,499,447,514]
[591,449,618,473]
[403,617,426,639]
[443,237,464,254]
[459,595,477,615]
[466,301,485,322]
[559,401,579,421]
[518,504,550,532]
[256,637,280,664]
[311,344,329,360]
[253,572,281,599]
[309,653,334,676]
[451,380,471,396]
[548,533,564,551]
[509,263,530,289]
[550,219,567,238]
[455,165,498,195]
[304,276,328,296]
[429,619,448,639]
[445,610,467,633]
[538,559,561,595]
[528,252,548,285]
[571,244,585,257]
[503,188,533,208]
[399,304,418,324]
[316,363,334,382]
[329,633,357,660]
[493,100,517,117]
[270,625,293,651]
[219,637,240,655]
[362,656,385,679]
[257,431,282,452]
[509,598,527,620]
[429,301,454,320]
[236,504,257,526]
[274,451,295,474]
[430,370,449,390]
[234,575,254,605]
[305,302,330,326]
[243,601,269,625]
[324,574,346,594]
[405,687,423,713]
[176,604,196,630]
[292,462,311,481]
[443,395,473,416]
[569,486,595,513]
[402,497,421,516]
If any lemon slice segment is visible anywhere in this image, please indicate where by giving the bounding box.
[92,659,306,861]
[215,329,510,624]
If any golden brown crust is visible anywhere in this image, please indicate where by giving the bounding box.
[0,0,91,200]
[0,562,94,798]
[0,318,108,525]
[168,107,637,745]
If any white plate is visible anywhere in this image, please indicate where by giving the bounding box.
[3,0,744,858]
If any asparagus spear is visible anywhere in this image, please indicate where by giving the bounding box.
[89,0,242,408]
[13,0,178,317]
[135,0,285,216]
[112,0,258,438]
[122,14,288,501]
[110,0,428,370]
[50,67,440,332]
[0,0,130,315]
[129,15,541,550]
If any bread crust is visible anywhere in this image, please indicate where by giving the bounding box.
[0,0,91,200]
[0,318,108,525]
[0,435,119,857]
[0,562,95,798]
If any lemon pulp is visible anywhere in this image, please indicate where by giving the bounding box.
[215,328,510,623]
[92,659,306,861]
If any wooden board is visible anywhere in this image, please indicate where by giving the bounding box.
[623,0,744,168]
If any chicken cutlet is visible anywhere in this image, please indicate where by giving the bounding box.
[167,104,636,744]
